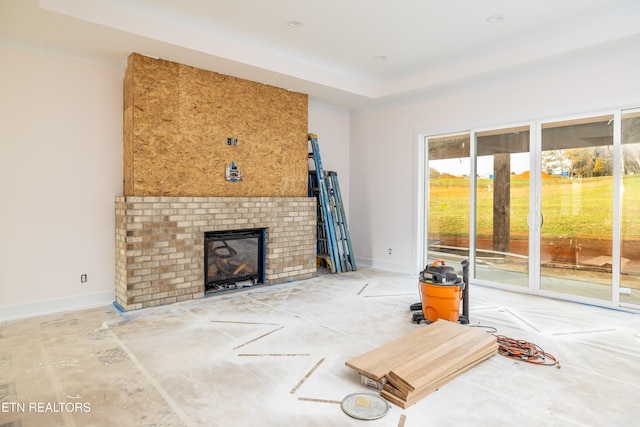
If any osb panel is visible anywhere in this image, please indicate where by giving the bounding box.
[123,53,308,197]
[130,54,181,196]
[123,56,134,196]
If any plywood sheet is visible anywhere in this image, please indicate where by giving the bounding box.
[123,58,135,196]
[123,53,308,197]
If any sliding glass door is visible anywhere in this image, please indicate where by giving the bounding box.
[621,109,640,306]
[474,126,530,287]
[425,133,471,264]
[539,115,614,300]
[423,107,640,310]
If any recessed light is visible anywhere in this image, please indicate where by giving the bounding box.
[286,20,302,28]
[374,55,387,61]
[486,14,505,23]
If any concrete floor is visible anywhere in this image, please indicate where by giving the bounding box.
[1,267,639,427]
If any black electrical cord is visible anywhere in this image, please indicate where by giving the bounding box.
[470,324,497,333]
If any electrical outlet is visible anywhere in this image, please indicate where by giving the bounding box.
[388,248,392,255]
[81,274,87,283]
[619,287,631,294]
[227,137,238,146]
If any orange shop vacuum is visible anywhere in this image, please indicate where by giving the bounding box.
[410,259,469,324]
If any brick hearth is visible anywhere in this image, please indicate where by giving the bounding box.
[115,196,317,310]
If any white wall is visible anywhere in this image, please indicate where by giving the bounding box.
[0,46,123,321]
[308,101,351,216]
[350,36,640,273]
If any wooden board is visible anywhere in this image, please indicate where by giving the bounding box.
[389,330,497,392]
[345,320,498,408]
[345,320,466,380]
[381,351,494,409]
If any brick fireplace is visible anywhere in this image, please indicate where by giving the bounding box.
[115,196,316,310]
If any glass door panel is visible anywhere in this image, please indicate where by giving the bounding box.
[621,110,640,307]
[540,115,614,300]
[475,126,530,287]
[426,133,471,264]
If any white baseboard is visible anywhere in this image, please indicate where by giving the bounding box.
[0,291,115,322]
[355,257,415,274]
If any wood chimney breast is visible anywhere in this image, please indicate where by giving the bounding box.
[123,52,309,197]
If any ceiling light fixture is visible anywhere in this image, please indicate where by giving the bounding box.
[286,20,302,28]
[486,14,505,23]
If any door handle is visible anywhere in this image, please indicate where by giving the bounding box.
[540,213,544,229]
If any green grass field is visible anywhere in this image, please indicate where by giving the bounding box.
[428,174,640,240]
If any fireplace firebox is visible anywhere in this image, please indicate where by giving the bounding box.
[204,228,266,294]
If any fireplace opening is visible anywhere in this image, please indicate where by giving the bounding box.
[204,228,266,294]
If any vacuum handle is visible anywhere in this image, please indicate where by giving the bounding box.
[431,260,446,267]
[460,259,470,322]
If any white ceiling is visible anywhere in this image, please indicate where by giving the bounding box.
[2,0,640,109]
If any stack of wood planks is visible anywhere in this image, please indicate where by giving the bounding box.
[345,320,498,409]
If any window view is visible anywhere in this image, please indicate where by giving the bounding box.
[540,115,614,300]
[426,133,470,263]
[621,110,640,306]
[475,126,530,286]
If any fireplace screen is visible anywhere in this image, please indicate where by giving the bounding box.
[204,228,266,293]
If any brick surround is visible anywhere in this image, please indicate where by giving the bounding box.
[115,196,317,310]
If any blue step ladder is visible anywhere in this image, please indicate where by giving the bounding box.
[308,133,356,272]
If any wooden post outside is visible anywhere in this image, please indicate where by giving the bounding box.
[493,153,510,254]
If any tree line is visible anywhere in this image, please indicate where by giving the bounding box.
[543,144,640,177]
